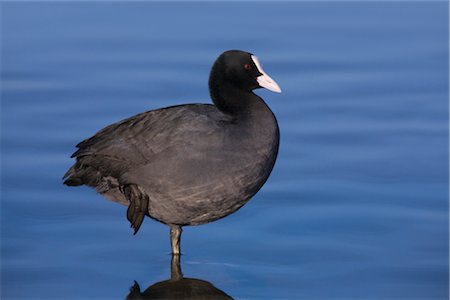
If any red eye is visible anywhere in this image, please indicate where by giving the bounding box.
[244,64,252,70]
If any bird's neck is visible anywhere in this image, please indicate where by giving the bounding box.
[209,81,266,117]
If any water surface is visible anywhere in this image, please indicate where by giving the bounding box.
[1,2,449,299]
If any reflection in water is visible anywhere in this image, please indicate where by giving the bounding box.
[126,255,233,300]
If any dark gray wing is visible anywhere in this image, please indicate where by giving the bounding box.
[64,104,221,185]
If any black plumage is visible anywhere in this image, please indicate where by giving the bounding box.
[63,50,281,253]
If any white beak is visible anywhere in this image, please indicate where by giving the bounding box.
[251,55,282,93]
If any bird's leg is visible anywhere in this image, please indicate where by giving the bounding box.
[170,252,183,281]
[170,225,182,255]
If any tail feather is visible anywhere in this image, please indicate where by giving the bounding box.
[62,165,82,186]
[62,162,101,187]
[63,177,83,186]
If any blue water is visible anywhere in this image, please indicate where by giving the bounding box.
[1,2,449,299]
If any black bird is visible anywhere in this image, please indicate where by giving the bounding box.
[63,50,281,254]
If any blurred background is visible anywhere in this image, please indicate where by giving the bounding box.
[1,2,448,299]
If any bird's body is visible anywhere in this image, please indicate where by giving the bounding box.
[64,50,281,254]
[65,102,278,226]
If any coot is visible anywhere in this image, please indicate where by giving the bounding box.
[63,50,281,254]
